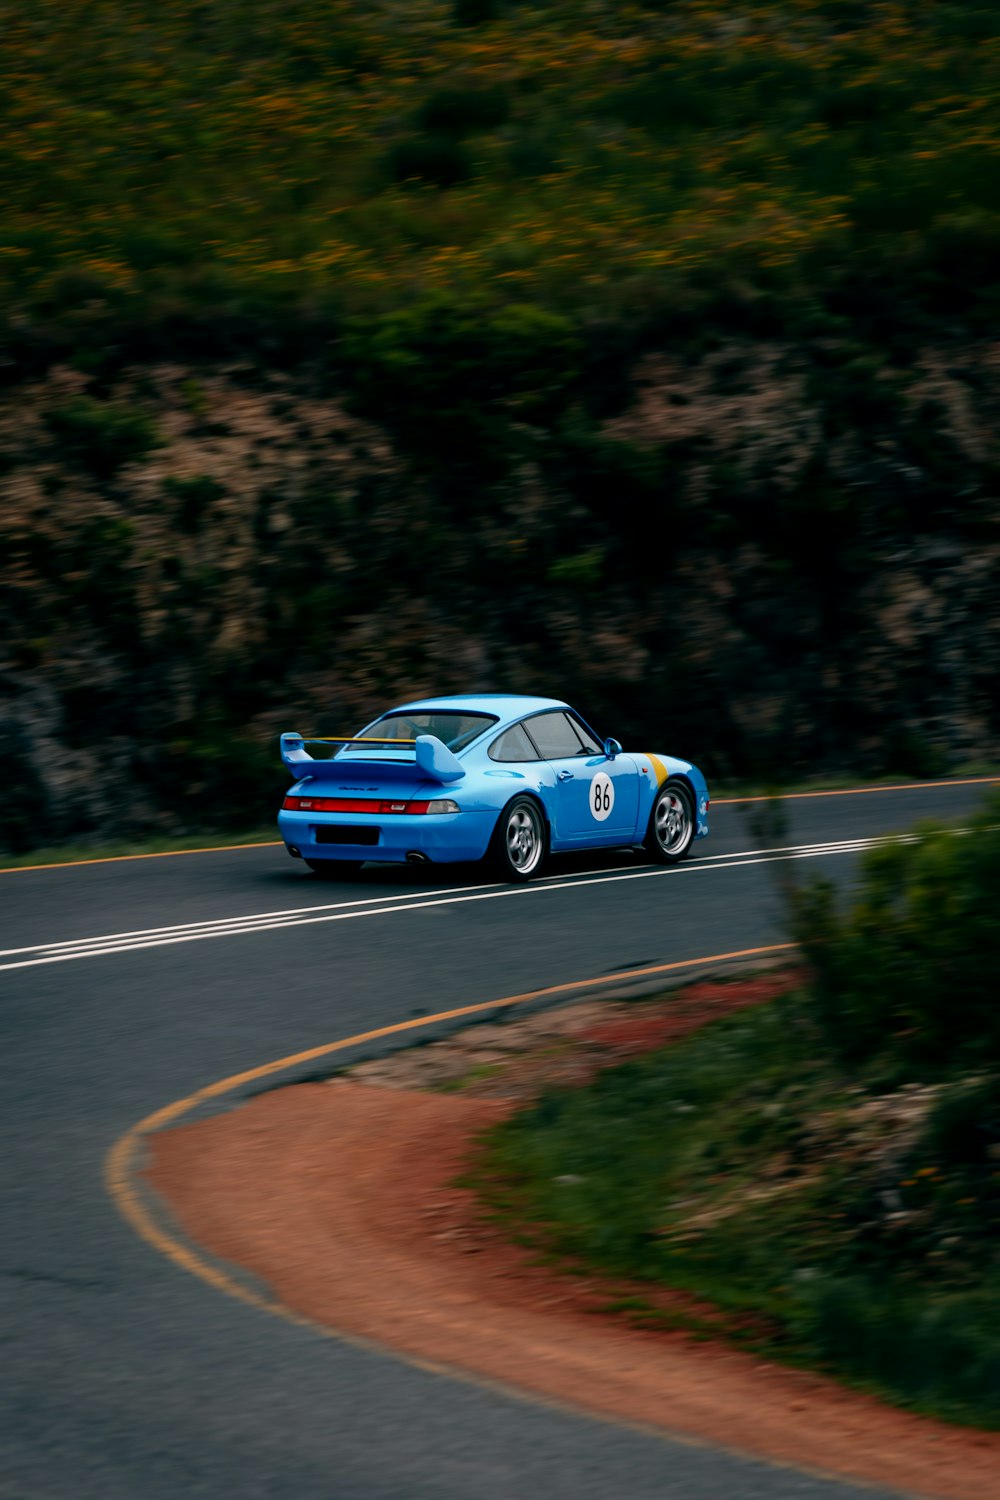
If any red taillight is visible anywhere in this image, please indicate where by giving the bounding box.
[283,798,377,810]
[282,795,435,814]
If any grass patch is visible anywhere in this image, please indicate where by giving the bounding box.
[471,994,1000,1425]
[0,827,280,872]
[435,1062,504,1094]
[469,797,1000,1426]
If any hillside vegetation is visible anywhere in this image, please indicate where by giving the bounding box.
[4,0,999,334]
[1,2,999,849]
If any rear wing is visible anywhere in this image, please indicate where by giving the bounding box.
[280,732,465,785]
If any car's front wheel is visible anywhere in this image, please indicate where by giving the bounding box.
[643,779,695,864]
[489,796,547,882]
[305,859,363,879]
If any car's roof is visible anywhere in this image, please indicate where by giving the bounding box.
[387,693,568,720]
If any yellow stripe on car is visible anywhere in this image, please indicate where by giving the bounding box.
[646,753,668,787]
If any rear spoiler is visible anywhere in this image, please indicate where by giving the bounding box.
[280,732,465,785]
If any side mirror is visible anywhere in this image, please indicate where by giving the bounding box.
[604,737,622,760]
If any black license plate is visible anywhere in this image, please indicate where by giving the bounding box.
[315,824,380,846]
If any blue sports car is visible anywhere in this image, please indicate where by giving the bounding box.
[278,694,709,882]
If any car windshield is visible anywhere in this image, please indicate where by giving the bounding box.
[361,711,497,753]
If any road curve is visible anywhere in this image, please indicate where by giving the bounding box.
[1,778,995,1500]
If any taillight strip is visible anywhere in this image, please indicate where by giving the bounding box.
[282,796,431,814]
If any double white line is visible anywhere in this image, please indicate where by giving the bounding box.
[0,832,917,973]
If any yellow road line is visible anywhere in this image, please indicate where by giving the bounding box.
[108,939,931,1491]
[712,774,1000,806]
[106,941,792,1293]
[0,840,283,875]
[9,774,998,875]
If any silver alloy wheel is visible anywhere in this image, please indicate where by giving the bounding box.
[653,787,693,856]
[506,802,543,874]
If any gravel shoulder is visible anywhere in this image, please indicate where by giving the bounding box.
[145,975,1000,1500]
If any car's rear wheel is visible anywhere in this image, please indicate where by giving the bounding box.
[643,779,695,864]
[489,796,547,882]
[305,859,363,878]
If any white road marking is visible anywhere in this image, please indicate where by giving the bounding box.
[0,876,510,958]
[0,832,924,973]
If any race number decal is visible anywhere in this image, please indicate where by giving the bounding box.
[590,771,614,822]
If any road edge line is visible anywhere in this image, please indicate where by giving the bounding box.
[0,841,283,874]
[106,941,940,1496]
[10,774,999,873]
[712,775,999,805]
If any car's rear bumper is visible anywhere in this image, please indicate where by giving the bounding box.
[277,808,495,864]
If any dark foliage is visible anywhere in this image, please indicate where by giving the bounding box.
[792,792,1000,1072]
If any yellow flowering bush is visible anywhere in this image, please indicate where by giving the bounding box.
[0,0,996,333]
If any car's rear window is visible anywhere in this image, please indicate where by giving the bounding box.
[364,711,497,752]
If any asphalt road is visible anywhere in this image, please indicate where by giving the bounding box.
[1,778,994,1500]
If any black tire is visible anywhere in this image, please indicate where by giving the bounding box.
[305,859,363,878]
[487,796,547,882]
[642,779,696,864]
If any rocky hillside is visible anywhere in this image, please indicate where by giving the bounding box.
[2,338,998,853]
[3,1,999,851]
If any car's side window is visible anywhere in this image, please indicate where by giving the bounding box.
[525,711,588,760]
[488,722,537,763]
[568,716,602,754]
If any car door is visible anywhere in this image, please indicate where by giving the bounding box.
[525,711,638,844]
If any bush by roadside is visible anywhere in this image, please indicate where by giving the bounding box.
[469,794,1000,1426]
[792,792,1000,1073]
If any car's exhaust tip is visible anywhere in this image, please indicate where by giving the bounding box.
[287,844,302,859]
[406,850,430,865]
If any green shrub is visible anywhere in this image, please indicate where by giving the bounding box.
[923,1074,1000,1171]
[791,1277,1000,1424]
[544,419,695,580]
[163,474,225,533]
[599,68,719,135]
[415,87,509,136]
[547,546,605,591]
[451,0,499,23]
[0,736,52,854]
[342,294,580,463]
[52,515,141,651]
[45,397,163,478]
[792,792,1000,1071]
[144,722,282,829]
[506,125,564,179]
[384,135,474,188]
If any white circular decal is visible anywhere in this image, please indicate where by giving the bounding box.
[590,771,614,822]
